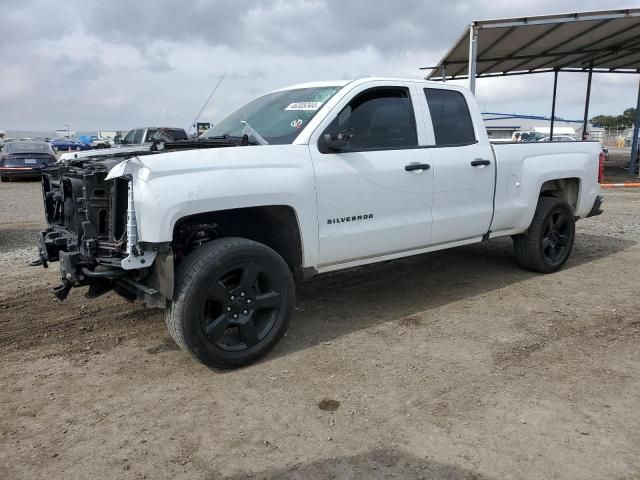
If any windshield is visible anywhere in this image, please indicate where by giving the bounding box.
[202,86,342,145]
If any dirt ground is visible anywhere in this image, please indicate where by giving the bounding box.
[1,154,639,479]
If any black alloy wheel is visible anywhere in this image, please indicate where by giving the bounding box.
[165,237,294,368]
[541,210,572,266]
[513,197,575,273]
[200,262,283,351]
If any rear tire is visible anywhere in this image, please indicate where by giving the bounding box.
[0,176,8,183]
[165,237,294,369]
[513,197,575,273]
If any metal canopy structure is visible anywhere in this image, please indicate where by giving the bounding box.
[424,9,640,81]
[421,8,640,175]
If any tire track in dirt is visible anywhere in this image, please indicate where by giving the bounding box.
[0,284,162,354]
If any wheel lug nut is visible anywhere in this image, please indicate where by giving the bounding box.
[233,314,239,319]
[226,306,232,312]
[230,295,235,300]
[243,310,248,315]
[246,299,252,304]
[240,292,245,297]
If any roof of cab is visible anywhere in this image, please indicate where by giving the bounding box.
[272,77,465,93]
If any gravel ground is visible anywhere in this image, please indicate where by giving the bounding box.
[0,158,639,480]
[0,179,45,264]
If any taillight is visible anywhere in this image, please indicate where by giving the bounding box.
[598,151,605,183]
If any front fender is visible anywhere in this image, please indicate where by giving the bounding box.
[116,146,319,269]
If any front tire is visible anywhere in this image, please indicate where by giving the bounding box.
[165,237,295,369]
[513,197,575,273]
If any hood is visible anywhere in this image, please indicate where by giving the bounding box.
[58,145,150,162]
[106,144,306,181]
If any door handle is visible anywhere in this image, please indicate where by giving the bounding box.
[405,163,431,172]
[471,159,491,167]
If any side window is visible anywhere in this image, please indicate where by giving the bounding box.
[323,87,417,151]
[133,129,144,144]
[122,130,136,145]
[144,129,158,143]
[424,88,476,146]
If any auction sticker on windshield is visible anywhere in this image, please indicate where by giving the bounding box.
[285,102,323,111]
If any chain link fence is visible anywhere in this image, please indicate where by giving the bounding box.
[600,127,634,147]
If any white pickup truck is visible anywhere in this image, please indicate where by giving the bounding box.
[38,77,604,368]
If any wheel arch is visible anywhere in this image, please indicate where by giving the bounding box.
[172,205,305,282]
[539,177,581,212]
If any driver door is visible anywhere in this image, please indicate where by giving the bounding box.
[308,82,433,267]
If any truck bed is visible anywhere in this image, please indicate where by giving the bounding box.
[490,141,602,237]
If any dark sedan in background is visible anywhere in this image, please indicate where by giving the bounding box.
[0,141,57,182]
[50,138,91,152]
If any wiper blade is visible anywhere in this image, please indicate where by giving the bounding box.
[162,134,258,151]
[196,134,251,145]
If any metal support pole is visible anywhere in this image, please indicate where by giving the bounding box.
[441,64,446,82]
[468,24,478,95]
[582,66,593,140]
[628,76,640,175]
[550,70,558,141]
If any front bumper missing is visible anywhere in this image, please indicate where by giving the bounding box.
[37,227,161,304]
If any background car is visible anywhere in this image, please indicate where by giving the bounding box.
[91,138,112,149]
[0,137,16,151]
[0,141,57,182]
[50,138,91,152]
[512,131,546,142]
[538,135,609,159]
[537,135,577,142]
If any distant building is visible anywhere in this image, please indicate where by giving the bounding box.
[55,129,76,139]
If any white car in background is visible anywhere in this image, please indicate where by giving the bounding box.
[538,135,576,142]
[539,135,609,159]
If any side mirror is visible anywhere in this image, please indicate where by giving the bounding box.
[323,132,351,152]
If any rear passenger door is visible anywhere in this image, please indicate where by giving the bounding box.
[420,87,495,245]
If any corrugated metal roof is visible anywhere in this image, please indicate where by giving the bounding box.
[423,8,640,79]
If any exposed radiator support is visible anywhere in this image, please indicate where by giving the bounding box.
[125,180,138,255]
[121,180,157,270]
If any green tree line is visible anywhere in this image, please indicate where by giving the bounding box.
[591,108,636,129]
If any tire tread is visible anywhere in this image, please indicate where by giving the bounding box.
[164,237,293,368]
[513,197,574,273]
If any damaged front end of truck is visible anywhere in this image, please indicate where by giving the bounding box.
[37,155,168,307]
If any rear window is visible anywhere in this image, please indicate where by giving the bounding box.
[164,129,188,141]
[6,142,53,154]
[145,128,188,142]
[424,88,476,146]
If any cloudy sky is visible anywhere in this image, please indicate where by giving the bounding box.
[1,0,639,132]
